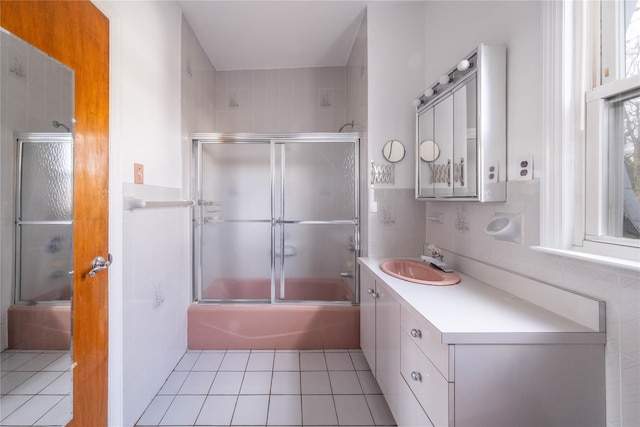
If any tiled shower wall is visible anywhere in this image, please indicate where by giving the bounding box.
[426,180,640,427]
[214,66,347,134]
[0,31,73,350]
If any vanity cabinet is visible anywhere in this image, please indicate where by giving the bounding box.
[359,267,433,427]
[359,258,606,427]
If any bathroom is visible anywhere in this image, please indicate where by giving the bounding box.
[0,0,638,426]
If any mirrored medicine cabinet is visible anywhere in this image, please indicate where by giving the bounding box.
[415,43,506,202]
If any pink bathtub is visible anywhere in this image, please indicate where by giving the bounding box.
[8,305,71,350]
[189,277,359,350]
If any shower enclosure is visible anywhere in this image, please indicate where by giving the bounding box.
[192,133,359,305]
[14,132,74,305]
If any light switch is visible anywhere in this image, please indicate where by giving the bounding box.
[134,163,144,184]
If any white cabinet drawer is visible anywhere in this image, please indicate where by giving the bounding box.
[395,373,435,427]
[401,331,453,427]
[401,306,452,380]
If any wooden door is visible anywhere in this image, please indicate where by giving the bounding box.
[0,1,110,425]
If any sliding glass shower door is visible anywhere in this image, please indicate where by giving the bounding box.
[193,134,359,305]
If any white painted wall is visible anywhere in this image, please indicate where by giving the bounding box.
[367,2,426,189]
[95,1,189,426]
[365,2,427,258]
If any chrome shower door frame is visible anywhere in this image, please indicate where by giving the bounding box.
[192,133,360,306]
[14,132,74,306]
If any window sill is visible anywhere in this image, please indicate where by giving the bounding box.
[530,246,640,273]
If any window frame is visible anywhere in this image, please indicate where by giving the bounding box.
[536,0,640,271]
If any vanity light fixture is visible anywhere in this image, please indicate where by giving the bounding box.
[438,74,451,85]
[457,59,471,71]
[412,54,476,109]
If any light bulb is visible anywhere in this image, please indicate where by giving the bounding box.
[438,74,450,85]
[457,59,470,71]
[412,98,421,108]
[423,88,434,98]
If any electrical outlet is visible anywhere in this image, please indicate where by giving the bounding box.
[486,164,498,183]
[516,155,533,181]
[134,163,144,184]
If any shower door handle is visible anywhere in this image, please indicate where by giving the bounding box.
[88,253,113,278]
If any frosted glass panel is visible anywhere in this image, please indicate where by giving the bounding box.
[201,143,271,221]
[18,224,73,302]
[282,142,356,221]
[20,140,73,221]
[201,222,271,300]
[279,223,356,302]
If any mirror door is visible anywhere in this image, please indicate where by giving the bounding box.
[1,2,110,426]
[417,76,478,199]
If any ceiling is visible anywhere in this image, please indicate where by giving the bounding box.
[177,1,368,71]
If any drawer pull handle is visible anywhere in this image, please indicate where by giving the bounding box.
[367,289,378,298]
[410,371,422,382]
[410,328,422,339]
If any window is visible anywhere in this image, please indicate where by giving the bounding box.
[538,0,640,269]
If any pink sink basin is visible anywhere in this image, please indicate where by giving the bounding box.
[379,259,461,286]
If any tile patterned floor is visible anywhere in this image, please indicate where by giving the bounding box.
[137,349,397,427]
[0,350,72,426]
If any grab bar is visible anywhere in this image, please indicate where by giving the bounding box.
[124,196,194,210]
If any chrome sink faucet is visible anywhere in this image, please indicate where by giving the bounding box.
[425,244,444,261]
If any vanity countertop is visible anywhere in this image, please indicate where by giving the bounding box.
[358,257,606,345]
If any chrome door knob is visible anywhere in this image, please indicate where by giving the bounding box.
[88,253,113,277]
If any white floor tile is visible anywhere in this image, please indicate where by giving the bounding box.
[193,351,225,371]
[267,394,302,426]
[210,371,244,395]
[247,351,275,371]
[175,351,201,371]
[0,395,30,421]
[160,395,206,426]
[240,371,272,394]
[329,371,362,394]
[39,371,72,395]
[0,395,63,425]
[365,394,396,425]
[0,371,35,394]
[301,371,331,394]
[136,395,174,426]
[0,352,39,372]
[196,395,237,426]
[325,352,355,371]
[271,371,301,394]
[136,349,397,427]
[300,352,327,371]
[220,351,250,371]
[231,395,269,425]
[356,370,382,394]
[8,371,61,395]
[41,353,72,372]
[274,351,299,371]
[179,371,216,395]
[158,371,189,395]
[349,350,371,371]
[36,394,72,426]
[301,394,338,426]
[334,394,374,426]
[16,353,64,372]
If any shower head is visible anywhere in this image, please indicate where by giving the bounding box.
[52,120,71,132]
